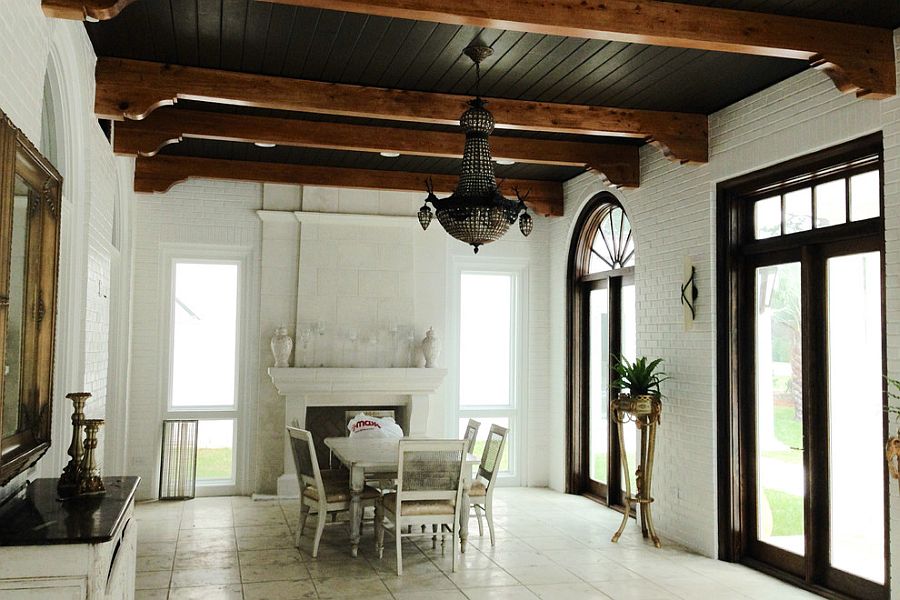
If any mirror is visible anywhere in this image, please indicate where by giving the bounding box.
[1,175,30,438]
[0,110,62,486]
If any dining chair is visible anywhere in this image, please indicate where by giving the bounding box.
[468,424,509,546]
[462,418,481,454]
[288,426,380,558]
[375,439,468,575]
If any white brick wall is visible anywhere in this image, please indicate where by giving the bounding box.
[549,29,900,576]
[0,1,126,500]
[129,179,262,498]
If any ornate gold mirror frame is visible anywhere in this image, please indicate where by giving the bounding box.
[0,109,62,486]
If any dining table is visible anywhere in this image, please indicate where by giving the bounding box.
[324,436,480,558]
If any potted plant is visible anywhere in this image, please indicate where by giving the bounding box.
[612,356,668,416]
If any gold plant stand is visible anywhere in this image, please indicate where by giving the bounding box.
[611,393,662,548]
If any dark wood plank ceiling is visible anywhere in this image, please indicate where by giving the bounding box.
[84,0,899,189]
[87,1,813,113]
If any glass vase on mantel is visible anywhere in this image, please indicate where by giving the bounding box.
[295,321,422,368]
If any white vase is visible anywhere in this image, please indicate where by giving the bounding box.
[271,325,293,368]
[421,327,439,368]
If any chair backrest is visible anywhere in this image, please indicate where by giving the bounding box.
[396,439,467,507]
[463,419,481,454]
[344,410,397,435]
[287,426,325,500]
[478,424,509,489]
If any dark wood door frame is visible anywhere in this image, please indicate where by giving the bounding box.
[566,192,631,505]
[716,133,889,600]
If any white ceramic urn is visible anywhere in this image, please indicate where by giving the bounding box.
[271,325,293,368]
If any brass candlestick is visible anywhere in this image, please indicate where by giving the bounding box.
[77,419,105,496]
[58,392,91,498]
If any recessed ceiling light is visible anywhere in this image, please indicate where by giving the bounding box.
[495,158,516,166]
[254,142,276,148]
[380,151,401,158]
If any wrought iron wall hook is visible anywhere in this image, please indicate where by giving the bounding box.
[681,265,698,320]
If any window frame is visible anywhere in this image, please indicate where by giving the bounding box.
[566,193,636,506]
[159,244,255,496]
[716,133,888,599]
[447,255,528,487]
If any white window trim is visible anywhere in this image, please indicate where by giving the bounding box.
[158,244,257,497]
[446,255,529,487]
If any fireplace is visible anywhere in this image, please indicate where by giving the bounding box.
[268,367,447,496]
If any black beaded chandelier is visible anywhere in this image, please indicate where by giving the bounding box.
[417,43,532,254]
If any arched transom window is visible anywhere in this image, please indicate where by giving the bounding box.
[587,205,635,274]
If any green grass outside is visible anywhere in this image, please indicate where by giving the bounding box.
[764,488,804,537]
[196,447,233,481]
[761,404,804,538]
[773,405,802,448]
[593,453,608,482]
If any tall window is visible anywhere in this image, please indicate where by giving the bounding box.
[454,265,523,484]
[718,134,886,599]
[168,260,240,491]
[567,195,637,505]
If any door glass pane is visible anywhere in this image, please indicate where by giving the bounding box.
[755,263,805,555]
[849,171,880,221]
[588,288,609,485]
[827,252,884,583]
[814,180,846,228]
[754,196,782,239]
[459,273,512,407]
[171,263,239,408]
[783,188,812,234]
[620,282,638,493]
[196,419,234,483]
[458,417,510,473]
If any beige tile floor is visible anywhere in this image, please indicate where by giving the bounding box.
[134,487,819,600]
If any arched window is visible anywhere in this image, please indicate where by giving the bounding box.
[40,71,61,177]
[566,194,637,505]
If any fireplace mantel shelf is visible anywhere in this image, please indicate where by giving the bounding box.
[268,367,447,396]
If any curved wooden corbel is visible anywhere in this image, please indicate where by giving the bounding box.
[113,125,184,157]
[812,51,896,100]
[42,0,139,21]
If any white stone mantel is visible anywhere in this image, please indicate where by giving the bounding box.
[268,367,447,399]
[269,367,447,496]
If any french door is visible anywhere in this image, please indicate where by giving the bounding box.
[567,195,637,504]
[582,273,636,502]
[720,135,887,599]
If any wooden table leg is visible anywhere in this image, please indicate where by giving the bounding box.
[459,483,470,554]
[349,465,364,558]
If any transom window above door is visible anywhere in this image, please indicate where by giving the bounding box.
[579,205,635,276]
[752,155,880,240]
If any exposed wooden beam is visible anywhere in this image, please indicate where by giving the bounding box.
[134,155,564,216]
[115,108,640,188]
[261,0,895,99]
[42,0,136,20]
[96,58,707,163]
